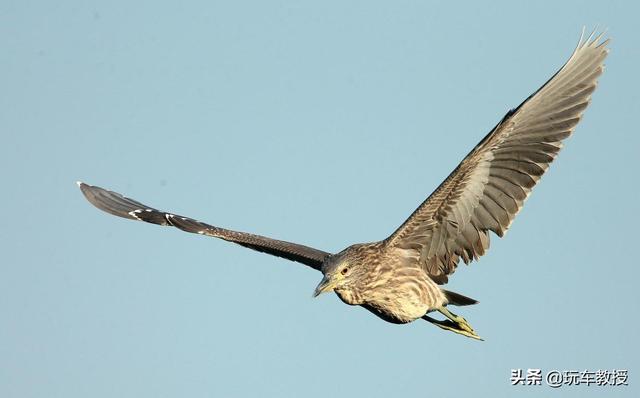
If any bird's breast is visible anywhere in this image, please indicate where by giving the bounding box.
[335,288,364,306]
[359,266,445,323]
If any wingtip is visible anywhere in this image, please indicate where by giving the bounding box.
[76,181,84,188]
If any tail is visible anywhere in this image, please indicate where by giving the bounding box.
[443,290,478,307]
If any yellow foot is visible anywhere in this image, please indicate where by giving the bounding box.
[438,307,476,334]
[423,315,484,341]
[453,315,475,334]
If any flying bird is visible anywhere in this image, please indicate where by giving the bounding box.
[78,30,609,340]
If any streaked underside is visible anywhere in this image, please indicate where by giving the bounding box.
[78,29,609,340]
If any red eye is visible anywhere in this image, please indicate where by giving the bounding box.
[341,267,349,275]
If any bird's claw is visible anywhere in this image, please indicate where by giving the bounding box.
[423,315,483,341]
[453,315,475,334]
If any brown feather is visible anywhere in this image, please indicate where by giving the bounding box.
[385,32,609,283]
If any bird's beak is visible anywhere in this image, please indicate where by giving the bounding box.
[313,275,336,297]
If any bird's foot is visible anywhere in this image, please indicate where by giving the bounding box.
[437,307,479,335]
[423,315,483,341]
[453,315,475,334]
[439,307,472,332]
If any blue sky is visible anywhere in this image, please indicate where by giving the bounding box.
[2,1,638,397]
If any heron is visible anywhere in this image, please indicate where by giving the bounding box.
[78,29,609,340]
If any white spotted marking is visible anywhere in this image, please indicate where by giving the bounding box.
[128,209,143,220]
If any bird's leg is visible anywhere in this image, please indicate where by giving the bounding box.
[438,307,476,334]
[423,315,483,341]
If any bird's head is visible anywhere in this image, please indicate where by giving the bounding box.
[313,246,369,303]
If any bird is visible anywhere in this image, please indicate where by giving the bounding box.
[78,29,609,340]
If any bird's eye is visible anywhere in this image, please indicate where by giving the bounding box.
[341,267,349,275]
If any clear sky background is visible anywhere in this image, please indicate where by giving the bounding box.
[2,1,639,397]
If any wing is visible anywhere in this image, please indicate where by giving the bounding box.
[77,182,330,270]
[385,29,609,284]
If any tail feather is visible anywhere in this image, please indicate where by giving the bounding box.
[443,290,478,306]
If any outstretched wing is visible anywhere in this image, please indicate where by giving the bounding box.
[77,182,330,270]
[385,30,609,284]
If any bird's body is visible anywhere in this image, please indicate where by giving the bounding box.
[78,29,609,340]
[325,243,447,324]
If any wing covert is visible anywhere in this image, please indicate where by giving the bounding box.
[78,182,330,270]
[385,30,609,283]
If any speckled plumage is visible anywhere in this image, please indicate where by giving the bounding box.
[78,30,609,340]
[322,243,446,324]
